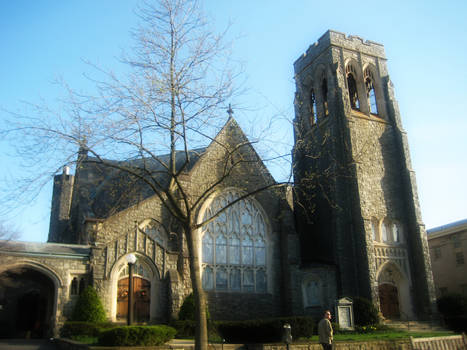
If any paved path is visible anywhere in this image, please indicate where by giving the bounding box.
[0,339,57,350]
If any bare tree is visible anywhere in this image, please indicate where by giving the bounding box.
[0,1,284,349]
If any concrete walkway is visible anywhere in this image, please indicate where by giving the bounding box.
[0,339,57,350]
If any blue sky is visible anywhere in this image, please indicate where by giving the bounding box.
[1,0,466,242]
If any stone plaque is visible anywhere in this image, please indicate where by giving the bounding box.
[335,297,354,330]
[338,306,351,328]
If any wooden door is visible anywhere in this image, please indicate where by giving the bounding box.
[378,283,400,319]
[117,277,150,322]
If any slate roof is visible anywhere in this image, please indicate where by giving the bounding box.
[0,240,91,258]
[76,148,206,219]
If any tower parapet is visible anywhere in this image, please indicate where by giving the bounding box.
[294,30,386,74]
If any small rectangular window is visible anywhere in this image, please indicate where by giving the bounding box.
[433,247,441,260]
[456,252,464,265]
[461,284,467,297]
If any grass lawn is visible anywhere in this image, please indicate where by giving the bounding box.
[331,330,456,342]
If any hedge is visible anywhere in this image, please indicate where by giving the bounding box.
[98,325,176,346]
[217,316,314,343]
[60,321,114,338]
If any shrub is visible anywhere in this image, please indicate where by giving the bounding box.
[352,297,379,326]
[217,316,314,343]
[178,293,210,321]
[60,321,114,338]
[71,286,107,323]
[437,293,467,317]
[443,315,467,333]
[98,325,176,346]
[171,319,219,339]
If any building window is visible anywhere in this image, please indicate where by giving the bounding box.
[370,217,379,242]
[456,252,464,266]
[321,78,329,117]
[143,222,168,249]
[452,234,462,248]
[309,88,318,125]
[461,284,467,296]
[392,222,403,243]
[364,68,378,115]
[303,278,322,307]
[433,247,442,260]
[346,65,360,110]
[70,277,79,296]
[201,189,268,293]
[382,220,391,242]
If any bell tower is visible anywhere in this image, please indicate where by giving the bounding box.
[293,30,436,319]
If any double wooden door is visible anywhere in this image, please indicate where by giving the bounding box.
[378,283,400,319]
[117,277,150,322]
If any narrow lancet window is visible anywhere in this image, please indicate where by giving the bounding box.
[346,65,360,110]
[347,73,360,110]
[321,78,329,117]
[365,68,379,115]
[366,78,378,115]
[310,88,317,125]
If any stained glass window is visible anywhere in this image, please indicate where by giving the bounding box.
[201,189,269,293]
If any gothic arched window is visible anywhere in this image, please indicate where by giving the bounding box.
[321,78,329,117]
[346,65,360,110]
[364,68,379,115]
[201,190,269,293]
[142,221,168,249]
[310,88,318,125]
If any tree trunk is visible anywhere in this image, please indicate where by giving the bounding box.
[185,223,208,350]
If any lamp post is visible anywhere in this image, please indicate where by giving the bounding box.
[126,253,137,325]
[282,323,292,350]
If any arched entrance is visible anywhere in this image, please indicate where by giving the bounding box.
[378,283,400,318]
[117,276,150,322]
[0,267,55,338]
[376,262,413,320]
[110,254,167,323]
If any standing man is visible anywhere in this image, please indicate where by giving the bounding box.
[318,310,333,350]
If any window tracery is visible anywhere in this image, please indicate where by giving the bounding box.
[372,218,403,244]
[201,190,268,293]
[346,65,360,110]
[142,221,168,249]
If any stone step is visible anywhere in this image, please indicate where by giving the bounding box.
[384,320,447,332]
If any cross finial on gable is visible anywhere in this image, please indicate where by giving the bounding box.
[227,103,234,119]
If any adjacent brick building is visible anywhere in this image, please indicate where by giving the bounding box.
[427,219,467,297]
[0,31,437,338]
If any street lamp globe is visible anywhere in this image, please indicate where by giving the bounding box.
[126,253,137,265]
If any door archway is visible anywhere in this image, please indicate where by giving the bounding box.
[0,266,56,338]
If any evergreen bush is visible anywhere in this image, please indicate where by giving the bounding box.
[60,321,114,338]
[437,293,467,317]
[98,325,176,346]
[217,316,314,343]
[352,297,380,326]
[178,293,210,321]
[71,286,107,323]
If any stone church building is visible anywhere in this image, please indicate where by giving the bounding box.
[0,31,436,338]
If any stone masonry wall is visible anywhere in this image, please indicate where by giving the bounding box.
[0,252,90,335]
